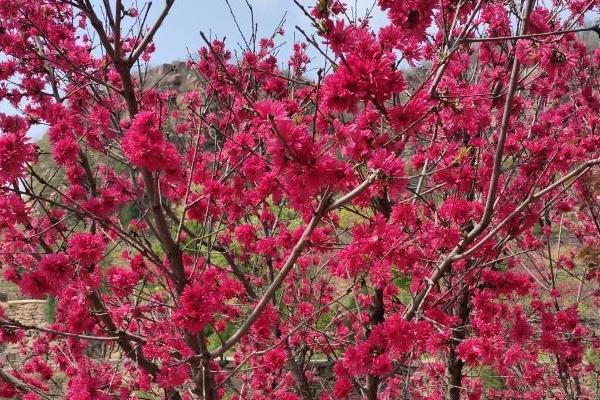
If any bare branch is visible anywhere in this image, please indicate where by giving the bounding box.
[326,170,380,212]
[128,0,176,65]
[0,369,53,400]
[463,25,599,42]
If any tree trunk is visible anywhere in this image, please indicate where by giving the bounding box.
[446,289,470,400]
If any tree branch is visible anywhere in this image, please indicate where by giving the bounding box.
[0,369,52,400]
[128,0,176,65]
[404,0,535,320]
[463,25,599,42]
[211,194,333,357]
[326,170,379,212]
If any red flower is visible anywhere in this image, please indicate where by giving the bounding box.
[0,129,36,184]
[121,111,180,172]
[67,232,105,266]
[38,253,72,293]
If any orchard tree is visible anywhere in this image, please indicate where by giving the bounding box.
[1,0,600,399]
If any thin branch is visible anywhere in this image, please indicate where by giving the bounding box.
[326,170,380,212]
[0,369,53,400]
[128,0,176,65]
[0,319,121,342]
[476,0,533,234]
[463,25,599,42]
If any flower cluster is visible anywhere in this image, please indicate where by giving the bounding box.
[0,0,598,398]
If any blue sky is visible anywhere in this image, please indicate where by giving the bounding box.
[148,0,384,64]
[150,0,308,64]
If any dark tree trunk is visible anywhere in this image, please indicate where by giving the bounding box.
[446,289,470,400]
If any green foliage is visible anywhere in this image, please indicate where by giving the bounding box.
[120,202,142,227]
[207,322,237,352]
[45,296,56,323]
[585,349,600,370]
[392,270,412,305]
[338,207,372,230]
[473,366,506,390]
[316,309,333,331]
